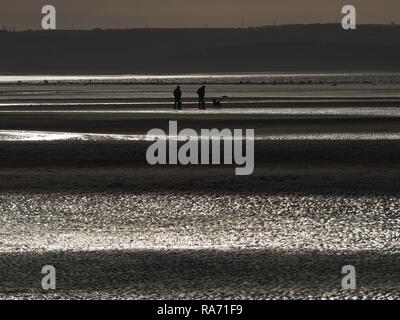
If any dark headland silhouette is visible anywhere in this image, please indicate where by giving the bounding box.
[1,24,400,74]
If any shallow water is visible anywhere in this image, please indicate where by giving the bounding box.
[1,74,400,299]
[1,191,399,299]
[4,129,400,142]
[0,192,398,252]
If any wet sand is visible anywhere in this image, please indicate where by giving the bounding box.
[1,83,400,299]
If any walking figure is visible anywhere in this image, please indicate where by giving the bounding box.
[174,86,182,110]
[197,85,206,110]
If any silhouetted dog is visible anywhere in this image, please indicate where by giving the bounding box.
[213,98,222,109]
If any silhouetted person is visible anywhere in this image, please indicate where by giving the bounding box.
[174,86,182,110]
[197,85,206,110]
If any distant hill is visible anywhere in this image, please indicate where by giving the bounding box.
[1,24,400,74]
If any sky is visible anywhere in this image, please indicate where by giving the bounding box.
[0,0,399,30]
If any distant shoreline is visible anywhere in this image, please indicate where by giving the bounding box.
[1,23,398,33]
[1,72,400,85]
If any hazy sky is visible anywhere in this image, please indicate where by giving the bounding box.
[1,0,400,30]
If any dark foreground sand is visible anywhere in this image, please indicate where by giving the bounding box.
[1,108,400,299]
[0,250,399,299]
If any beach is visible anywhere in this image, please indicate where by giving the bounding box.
[1,77,400,299]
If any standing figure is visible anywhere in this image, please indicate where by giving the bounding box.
[197,85,206,110]
[174,86,182,110]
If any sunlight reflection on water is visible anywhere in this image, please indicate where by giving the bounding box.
[2,130,400,142]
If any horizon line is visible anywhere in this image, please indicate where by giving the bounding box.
[1,23,399,33]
